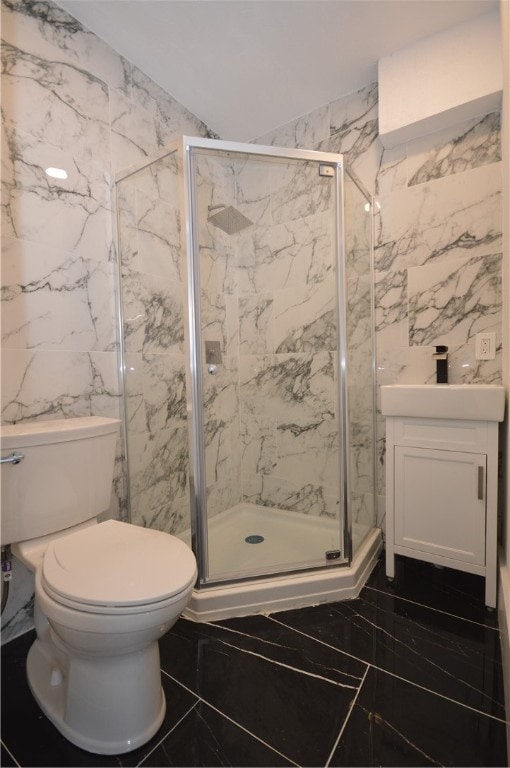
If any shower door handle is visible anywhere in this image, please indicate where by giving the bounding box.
[208,364,218,375]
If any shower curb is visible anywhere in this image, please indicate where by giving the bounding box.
[183,528,382,622]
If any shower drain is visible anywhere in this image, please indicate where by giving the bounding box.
[245,534,264,544]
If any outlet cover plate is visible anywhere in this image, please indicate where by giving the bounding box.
[475,332,496,360]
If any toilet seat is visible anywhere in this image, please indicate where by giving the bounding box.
[41,520,197,615]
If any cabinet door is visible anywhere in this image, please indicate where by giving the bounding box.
[394,447,486,565]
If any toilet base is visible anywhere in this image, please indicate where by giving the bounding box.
[26,635,166,754]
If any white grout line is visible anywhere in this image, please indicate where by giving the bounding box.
[160,669,300,766]
[268,616,509,726]
[364,584,501,630]
[324,665,370,767]
[1,740,20,768]
[373,665,510,726]
[137,701,198,767]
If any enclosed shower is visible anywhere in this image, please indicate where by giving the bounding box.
[115,137,380,619]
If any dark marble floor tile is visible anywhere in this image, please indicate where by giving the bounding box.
[273,589,506,721]
[330,666,508,767]
[1,743,17,767]
[159,616,366,766]
[367,554,499,627]
[140,697,295,766]
[1,631,198,767]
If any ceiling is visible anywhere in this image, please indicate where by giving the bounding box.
[58,0,498,141]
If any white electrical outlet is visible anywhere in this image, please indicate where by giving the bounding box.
[475,332,496,360]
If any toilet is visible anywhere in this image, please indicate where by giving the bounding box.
[0,416,197,755]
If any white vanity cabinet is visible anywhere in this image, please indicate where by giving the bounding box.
[382,385,505,608]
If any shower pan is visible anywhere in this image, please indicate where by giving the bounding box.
[115,137,381,620]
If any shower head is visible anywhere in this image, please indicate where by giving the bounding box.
[207,204,253,235]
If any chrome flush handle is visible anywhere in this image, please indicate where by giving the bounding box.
[0,452,24,465]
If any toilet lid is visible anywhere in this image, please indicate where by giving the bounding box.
[41,520,197,609]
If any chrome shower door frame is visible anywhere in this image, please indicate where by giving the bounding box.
[182,136,354,588]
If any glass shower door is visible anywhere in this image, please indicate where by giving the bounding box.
[186,143,348,583]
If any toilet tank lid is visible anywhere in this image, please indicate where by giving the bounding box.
[42,520,197,608]
[1,417,121,449]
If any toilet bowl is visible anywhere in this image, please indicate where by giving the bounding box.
[0,417,197,755]
[19,520,197,755]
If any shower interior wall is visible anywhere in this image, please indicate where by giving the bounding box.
[118,146,375,545]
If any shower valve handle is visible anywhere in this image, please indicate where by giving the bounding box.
[208,364,218,375]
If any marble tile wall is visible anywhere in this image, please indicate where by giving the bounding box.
[0,0,209,642]
[256,83,503,529]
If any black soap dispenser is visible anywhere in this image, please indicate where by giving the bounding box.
[432,345,448,384]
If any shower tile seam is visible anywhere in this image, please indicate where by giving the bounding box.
[160,669,300,766]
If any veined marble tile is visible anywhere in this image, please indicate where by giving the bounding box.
[1,348,120,423]
[2,42,110,165]
[324,83,381,194]
[116,184,139,271]
[240,351,336,425]
[2,127,112,257]
[271,160,334,225]
[0,556,35,644]
[346,273,372,350]
[131,490,190,536]
[273,281,336,354]
[235,156,281,229]
[275,415,340,489]
[131,65,208,145]
[351,490,375,531]
[236,211,334,294]
[447,341,503,384]
[142,352,187,434]
[203,371,240,485]
[129,426,189,519]
[123,352,146,435]
[239,294,274,354]
[1,236,115,352]
[1,0,132,94]
[199,241,236,296]
[375,345,438,388]
[348,419,374,496]
[121,267,184,355]
[375,162,502,273]
[206,476,243,520]
[255,105,330,149]
[374,268,409,349]
[329,83,378,147]
[200,290,228,357]
[407,112,502,186]
[136,192,182,281]
[408,252,502,346]
[240,411,277,477]
[125,148,181,205]
[376,144,408,198]
[243,472,339,519]
[110,87,160,172]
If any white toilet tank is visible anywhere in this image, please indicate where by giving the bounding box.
[0,417,121,546]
